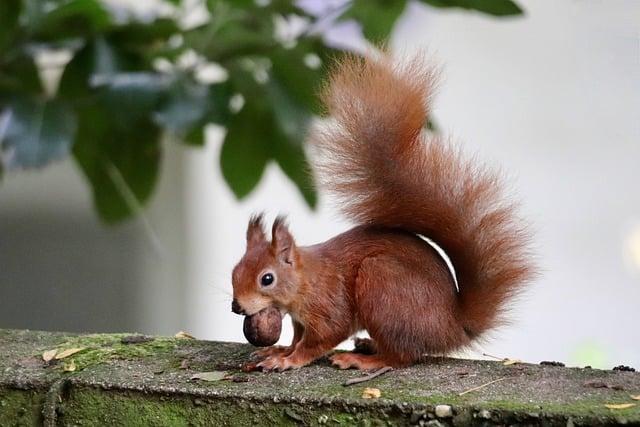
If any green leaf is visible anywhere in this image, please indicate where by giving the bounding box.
[0,54,42,95]
[97,72,169,128]
[163,80,232,146]
[1,97,77,169]
[59,38,167,126]
[206,0,300,15]
[58,37,123,100]
[206,0,253,11]
[220,102,270,199]
[184,126,205,146]
[188,5,277,63]
[341,0,407,41]
[273,137,316,208]
[0,0,21,53]
[265,78,309,141]
[26,0,112,40]
[205,82,233,125]
[109,18,180,47]
[265,78,316,208]
[222,61,318,206]
[419,0,523,16]
[269,38,339,115]
[73,106,161,223]
[154,76,209,134]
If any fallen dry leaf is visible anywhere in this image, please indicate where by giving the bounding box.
[55,348,85,360]
[362,387,381,399]
[42,349,57,362]
[175,331,195,339]
[604,403,636,410]
[583,381,624,390]
[190,371,227,382]
[630,395,640,401]
[63,360,77,372]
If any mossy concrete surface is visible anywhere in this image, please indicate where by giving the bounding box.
[1,329,639,426]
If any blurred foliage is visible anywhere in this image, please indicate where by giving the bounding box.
[0,0,522,223]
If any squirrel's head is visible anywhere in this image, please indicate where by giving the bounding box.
[231,214,301,316]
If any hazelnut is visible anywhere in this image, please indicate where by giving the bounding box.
[243,306,282,347]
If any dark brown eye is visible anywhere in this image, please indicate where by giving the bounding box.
[260,273,274,287]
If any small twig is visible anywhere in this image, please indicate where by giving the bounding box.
[458,377,511,396]
[343,366,393,386]
[482,352,506,361]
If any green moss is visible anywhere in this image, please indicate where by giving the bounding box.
[0,388,44,426]
[59,387,403,427]
[506,399,638,418]
[312,381,640,425]
[36,333,182,372]
[329,413,358,425]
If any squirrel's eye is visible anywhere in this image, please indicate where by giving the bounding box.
[260,273,275,287]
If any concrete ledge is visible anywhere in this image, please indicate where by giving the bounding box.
[1,329,639,426]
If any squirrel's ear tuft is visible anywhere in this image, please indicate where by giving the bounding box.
[271,216,296,265]
[246,213,266,247]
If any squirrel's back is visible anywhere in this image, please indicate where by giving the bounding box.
[309,53,534,338]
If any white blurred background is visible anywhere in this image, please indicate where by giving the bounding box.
[1,0,639,368]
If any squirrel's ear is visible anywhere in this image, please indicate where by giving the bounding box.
[271,216,296,265]
[246,213,266,247]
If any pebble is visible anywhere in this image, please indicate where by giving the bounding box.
[434,404,452,418]
[410,410,426,423]
[540,360,565,367]
[612,365,636,372]
[476,409,492,419]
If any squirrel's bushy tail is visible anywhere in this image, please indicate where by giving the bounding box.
[310,53,534,337]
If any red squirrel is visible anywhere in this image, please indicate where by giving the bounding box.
[231,53,534,371]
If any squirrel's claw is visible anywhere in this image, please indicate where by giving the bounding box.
[257,355,290,371]
[257,354,305,372]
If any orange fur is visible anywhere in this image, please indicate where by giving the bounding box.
[231,53,535,371]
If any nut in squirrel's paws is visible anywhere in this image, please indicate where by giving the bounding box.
[243,306,282,347]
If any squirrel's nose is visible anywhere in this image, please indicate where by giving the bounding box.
[231,299,245,315]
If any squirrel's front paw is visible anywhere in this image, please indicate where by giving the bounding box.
[257,355,303,372]
[251,345,289,359]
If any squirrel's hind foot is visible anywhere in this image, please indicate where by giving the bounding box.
[330,352,390,370]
